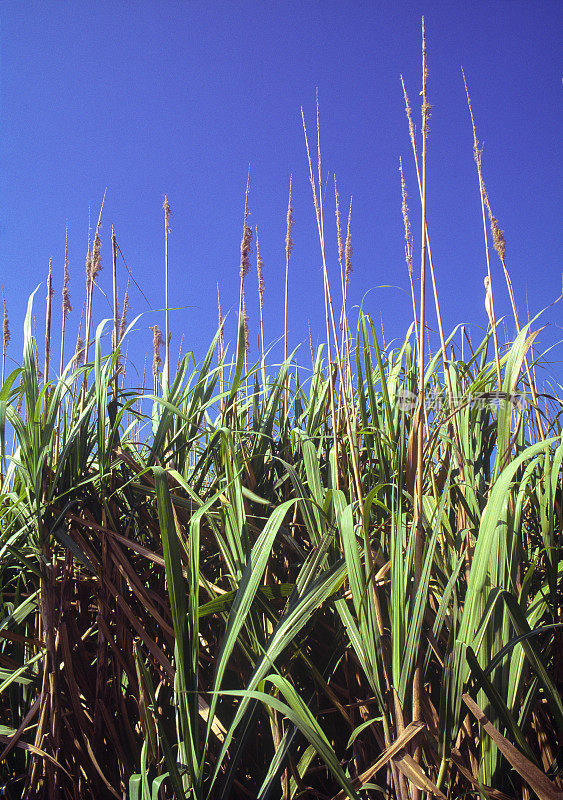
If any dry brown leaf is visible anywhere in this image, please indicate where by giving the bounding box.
[331,720,426,800]
[393,749,447,798]
[463,694,563,800]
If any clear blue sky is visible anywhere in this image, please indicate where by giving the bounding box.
[1,1,561,391]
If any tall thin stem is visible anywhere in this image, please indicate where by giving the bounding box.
[55,227,72,457]
[150,325,164,397]
[302,102,363,507]
[0,289,7,483]
[44,258,54,386]
[2,288,10,386]
[59,222,71,379]
[284,176,294,420]
[163,196,171,392]
[335,182,357,453]
[217,283,225,413]
[413,19,429,791]
[256,228,266,387]
[399,158,420,362]
[84,191,106,370]
[463,72,544,439]
[112,227,119,401]
[237,170,252,367]
[415,19,429,584]
[302,105,339,489]
[462,71,502,388]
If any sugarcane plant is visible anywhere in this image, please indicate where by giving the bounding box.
[0,21,561,800]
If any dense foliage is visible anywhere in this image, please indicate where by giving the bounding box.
[0,287,561,799]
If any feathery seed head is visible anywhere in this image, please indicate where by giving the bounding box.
[484,195,506,262]
[74,337,85,368]
[345,197,353,285]
[462,69,482,170]
[119,281,131,342]
[463,70,506,263]
[217,283,223,329]
[85,247,93,287]
[421,19,431,137]
[63,224,72,317]
[256,228,265,304]
[308,319,314,363]
[163,195,172,234]
[285,176,295,260]
[91,229,102,282]
[88,193,106,286]
[150,325,164,377]
[47,258,54,300]
[401,76,416,148]
[217,282,225,356]
[240,223,252,280]
[399,158,414,275]
[239,171,252,280]
[334,177,343,266]
[240,216,252,280]
[2,290,10,349]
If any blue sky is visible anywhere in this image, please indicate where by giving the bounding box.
[1,1,561,391]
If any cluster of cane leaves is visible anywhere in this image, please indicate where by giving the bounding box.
[0,283,561,800]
